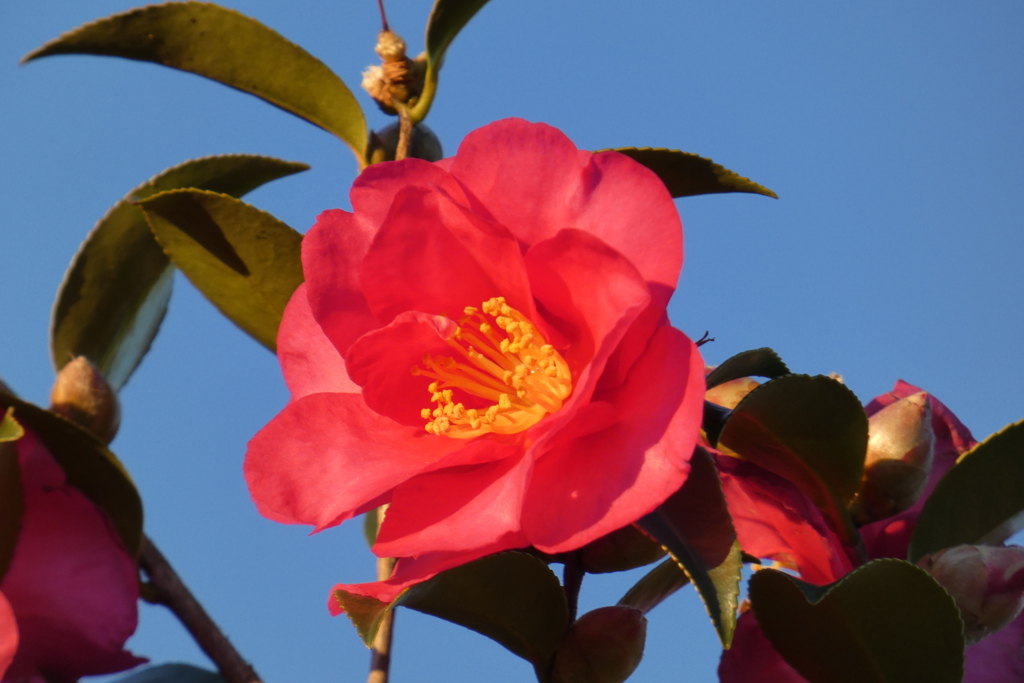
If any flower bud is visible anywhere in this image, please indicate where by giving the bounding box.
[367,122,444,164]
[49,357,120,444]
[851,391,934,525]
[362,30,425,114]
[918,544,1024,644]
[551,606,647,683]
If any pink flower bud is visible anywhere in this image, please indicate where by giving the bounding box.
[918,544,1024,644]
[851,391,934,524]
[552,606,647,683]
[49,357,120,444]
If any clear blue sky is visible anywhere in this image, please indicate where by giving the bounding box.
[2,1,1023,681]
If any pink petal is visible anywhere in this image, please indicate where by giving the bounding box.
[277,283,359,399]
[302,209,380,357]
[448,119,683,290]
[350,157,471,230]
[0,593,16,679]
[373,450,531,557]
[359,185,534,324]
[521,324,705,553]
[244,392,465,530]
[344,312,460,427]
[719,610,808,683]
[965,611,1024,682]
[328,534,528,613]
[717,454,854,585]
[2,434,143,680]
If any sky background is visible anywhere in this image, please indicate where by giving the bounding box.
[2,1,1023,681]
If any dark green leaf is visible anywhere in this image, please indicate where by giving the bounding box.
[0,396,142,557]
[718,374,866,546]
[52,155,307,390]
[0,410,24,581]
[580,523,666,574]
[749,559,964,683]
[24,2,367,160]
[617,558,690,614]
[635,447,743,647]
[329,590,392,648]
[909,419,1024,563]
[705,348,790,390]
[112,664,227,683]
[608,148,777,199]
[363,508,382,548]
[139,190,304,351]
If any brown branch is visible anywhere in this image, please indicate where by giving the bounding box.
[139,536,261,683]
[368,504,397,683]
[394,108,413,161]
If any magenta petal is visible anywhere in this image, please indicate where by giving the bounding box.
[350,157,471,227]
[278,283,359,399]
[302,209,381,357]
[244,392,464,530]
[719,611,808,683]
[964,611,1024,682]
[374,450,531,557]
[521,324,705,553]
[0,593,16,679]
[360,185,534,324]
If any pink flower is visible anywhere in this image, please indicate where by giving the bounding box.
[245,118,706,607]
[1,428,144,681]
[718,381,1024,682]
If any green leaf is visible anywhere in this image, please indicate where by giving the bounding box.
[23,2,367,161]
[52,155,308,390]
[608,148,777,199]
[718,374,867,546]
[580,523,666,574]
[749,559,964,683]
[0,395,142,557]
[333,551,570,673]
[617,558,690,614]
[112,664,227,683]
[138,189,304,351]
[411,0,493,122]
[363,508,382,548]
[0,407,24,442]
[909,419,1024,563]
[0,412,23,581]
[705,348,790,390]
[635,447,743,647]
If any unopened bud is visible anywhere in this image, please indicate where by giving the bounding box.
[367,122,444,164]
[363,30,425,114]
[705,376,760,410]
[918,545,1024,644]
[851,391,934,525]
[551,606,647,683]
[374,30,407,63]
[50,357,120,444]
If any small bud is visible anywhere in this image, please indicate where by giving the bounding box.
[374,30,407,63]
[367,122,444,164]
[363,30,425,114]
[551,606,647,683]
[851,391,934,525]
[918,545,1024,644]
[50,357,120,444]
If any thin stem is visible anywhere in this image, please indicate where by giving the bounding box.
[394,107,413,161]
[368,505,396,683]
[376,0,390,31]
[139,536,261,683]
[562,551,585,623]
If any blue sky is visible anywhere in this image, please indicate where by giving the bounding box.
[2,1,1023,681]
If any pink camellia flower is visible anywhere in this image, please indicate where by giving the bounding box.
[245,118,706,608]
[718,380,1024,683]
[1,427,144,681]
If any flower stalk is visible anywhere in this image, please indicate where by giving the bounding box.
[368,504,396,683]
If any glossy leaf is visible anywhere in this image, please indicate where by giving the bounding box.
[749,559,964,683]
[334,551,569,673]
[718,374,867,546]
[909,419,1024,563]
[139,190,304,352]
[618,558,690,614]
[0,396,142,557]
[112,664,227,683]
[609,148,778,199]
[635,447,743,647]
[51,155,308,390]
[705,348,790,390]
[24,2,367,160]
[0,410,23,582]
[580,523,666,574]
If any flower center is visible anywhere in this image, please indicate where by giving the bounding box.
[412,297,572,438]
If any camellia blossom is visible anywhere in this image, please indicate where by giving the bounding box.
[245,118,706,608]
[1,427,144,681]
[718,380,1024,683]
